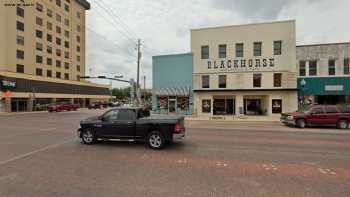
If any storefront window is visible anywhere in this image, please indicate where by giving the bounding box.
[309,60,317,76]
[218,75,226,88]
[272,99,282,114]
[213,98,234,115]
[177,97,189,114]
[157,96,168,114]
[202,99,211,113]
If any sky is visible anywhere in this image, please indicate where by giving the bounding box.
[85,0,350,88]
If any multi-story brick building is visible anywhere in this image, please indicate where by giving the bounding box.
[0,0,111,112]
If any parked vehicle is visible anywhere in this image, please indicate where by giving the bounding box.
[88,102,108,109]
[77,107,185,149]
[48,102,80,112]
[281,105,350,129]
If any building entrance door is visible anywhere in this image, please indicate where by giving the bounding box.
[11,98,28,112]
[213,97,235,115]
[244,99,263,115]
[168,99,176,114]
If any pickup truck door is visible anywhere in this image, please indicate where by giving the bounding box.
[98,109,135,138]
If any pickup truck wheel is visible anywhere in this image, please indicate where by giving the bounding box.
[337,120,349,129]
[296,119,306,128]
[81,128,96,145]
[148,131,165,149]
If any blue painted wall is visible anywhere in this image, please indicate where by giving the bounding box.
[297,77,350,95]
[152,53,193,114]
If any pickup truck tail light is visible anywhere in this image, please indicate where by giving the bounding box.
[174,123,183,134]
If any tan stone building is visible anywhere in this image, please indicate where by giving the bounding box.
[0,0,111,112]
[191,20,298,120]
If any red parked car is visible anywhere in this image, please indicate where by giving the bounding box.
[48,102,80,112]
[281,105,350,129]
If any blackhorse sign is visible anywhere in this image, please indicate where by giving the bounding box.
[207,58,275,72]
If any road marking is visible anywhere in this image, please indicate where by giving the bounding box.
[317,168,337,175]
[177,158,188,164]
[215,161,228,167]
[0,139,74,166]
[262,164,278,171]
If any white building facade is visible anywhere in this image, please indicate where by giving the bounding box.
[191,20,298,120]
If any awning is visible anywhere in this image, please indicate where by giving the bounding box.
[153,86,191,96]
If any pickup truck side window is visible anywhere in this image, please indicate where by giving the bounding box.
[103,110,119,122]
[309,107,324,114]
[118,109,135,120]
[324,107,338,113]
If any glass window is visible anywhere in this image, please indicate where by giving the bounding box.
[16,64,24,73]
[64,4,70,12]
[56,37,61,45]
[103,110,119,121]
[77,46,80,52]
[56,14,61,22]
[218,75,226,88]
[272,99,282,114]
[47,22,52,30]
[202,100,211,113]
[299,61,306,76]
[77,36,80,43]
[56,72,61,79]
[36,68,43,76]
[56,0,61,7]
[36,55,42,63]
[64,18,69,26]
[77,12,81,19]
[56,60,61,67]
[64,41,69,48]
[17,7,24,17]
[345,59,350,75]
[64,51,69,58]
[47,34,52,42]
[36,42,43,51]
[56,26,61,34]
[253,42,262,56]
[119,109,136,120]
[47,70,52,77]
[47,46,52,54]
[274,41,282,55]
[77,65,80,71]
[47,58,52,65]
[56,48,61,56]
[253,73,262,88]
[47,8,52,17]
[309,60,317,76]
[218,44,226,58]
[202,75,209,88]
[76,75,80,81]
[273,73,282,87]
[16,21,24,31]
[236,43,243,57]
[310,107,324,114]
[16,35,24,45]
[64,73,69,80]
[16,50,24,59]
[328,59,336,75]
[65,62,69,69]
[77,55,80,62]
[64,30,69,38]
[325,107,338,113]
[36,30,43,38]
[201,46,209,59]
[36,3,43,12]
[36,17,43,26]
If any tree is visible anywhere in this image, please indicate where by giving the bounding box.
[112,87,131,100]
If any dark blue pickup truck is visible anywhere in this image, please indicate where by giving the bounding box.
[78,107,185,149]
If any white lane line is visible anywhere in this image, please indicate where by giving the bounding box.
[0,139,74,166]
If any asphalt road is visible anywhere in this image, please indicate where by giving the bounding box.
[0,110,349,197]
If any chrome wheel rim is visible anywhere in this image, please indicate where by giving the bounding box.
[83,130,94,143]
[149,134,162,148]
[299,120,305,128]
[340,121,348,129]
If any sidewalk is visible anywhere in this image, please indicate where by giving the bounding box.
[185,115,280,122]
[0,108,92,116]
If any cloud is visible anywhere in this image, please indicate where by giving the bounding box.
[85,0,349,88]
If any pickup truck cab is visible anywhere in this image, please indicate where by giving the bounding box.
[48,102,80,112]
[78,107,185,149]
[281,105,350,129]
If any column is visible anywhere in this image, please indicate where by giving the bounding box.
[27,99,34,112]
[235,94,244,116]
[5,97,11,112]
[266,95,272,116]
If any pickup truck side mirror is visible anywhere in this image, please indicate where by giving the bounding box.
[98,116,105,121]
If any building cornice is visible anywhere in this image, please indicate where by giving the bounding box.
[75,0,90,10]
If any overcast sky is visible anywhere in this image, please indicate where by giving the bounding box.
[85,0,350,88]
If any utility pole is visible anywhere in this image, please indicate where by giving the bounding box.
[143,75,146,104]
[136,39,141,106]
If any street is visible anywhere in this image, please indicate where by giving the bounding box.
[0,110,349,197]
